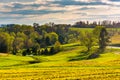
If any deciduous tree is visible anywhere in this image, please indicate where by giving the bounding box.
[80,32,95,52]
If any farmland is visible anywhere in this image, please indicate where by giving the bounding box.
[0,0,120,79]
[0,68,120,80]
[0,27,120,80]
[0,43,120,80]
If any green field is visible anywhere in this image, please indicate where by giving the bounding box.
[0,43,120,80]
[70,28,93,32]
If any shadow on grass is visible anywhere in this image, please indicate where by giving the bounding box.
[109,44,120,47]
[68,51,90,61]
[68,49,102,61]
[28,60,40,64]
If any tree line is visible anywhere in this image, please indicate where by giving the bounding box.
[0,21,111,57]
[73,20,120,28]
[0,23,80,56]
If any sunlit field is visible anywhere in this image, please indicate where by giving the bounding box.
[0,43,120,80]
[111,34,120,44]
[70,28,93,32]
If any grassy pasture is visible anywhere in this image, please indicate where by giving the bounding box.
[70,28,93,32]
[0,43,120,79]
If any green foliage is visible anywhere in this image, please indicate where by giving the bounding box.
[54,41,61,53]
[49,32,59,45]
[32,43,40,55]
[93,26,110,52]
[6,24,34,35]
[12,34,25,55]
[44,48,49,55]
[58,35,65,44]
[24,39,33,49]
[49,47,55,55]
[41,49,44,55]
[45,36,51,46]
[0,32,14,53]
[0,23,111,57]
[22,50,27,56]
[2,23,82,55]
[29,31,39,42]
[80,31,95,52]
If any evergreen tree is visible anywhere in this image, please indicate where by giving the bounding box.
[22,51,27,56]
[58,35,64,44]
[44,48,49,55]
[99,27,110,51]
[49,47,55,55]
[45,36,51,46]
[93,26,110,52]
[41,50,44,55]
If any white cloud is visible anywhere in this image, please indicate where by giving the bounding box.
[74,0,98,2]
[101,0,120,5]
[35,0,56,4]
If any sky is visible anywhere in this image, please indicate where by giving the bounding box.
[0,0,120,25]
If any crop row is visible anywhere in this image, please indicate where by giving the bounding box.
[0,68,120,80]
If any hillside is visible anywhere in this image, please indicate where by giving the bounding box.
[0,43,120,79]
